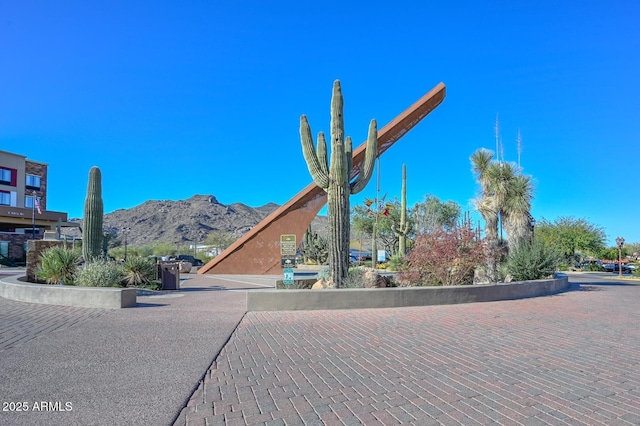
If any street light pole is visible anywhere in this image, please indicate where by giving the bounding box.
[616,237,625,278]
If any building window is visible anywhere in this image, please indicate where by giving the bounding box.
[0,191,10,206]
[0,241,8,258]
[26,174,41,189]
[0,168,14,186]
[25,195,34,208]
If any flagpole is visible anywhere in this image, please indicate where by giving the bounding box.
[31,190,36,239]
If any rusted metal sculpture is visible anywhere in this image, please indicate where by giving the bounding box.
[199,82,446,275]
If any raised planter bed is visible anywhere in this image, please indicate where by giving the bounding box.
[0,274,136,309]
[248,275,569,311]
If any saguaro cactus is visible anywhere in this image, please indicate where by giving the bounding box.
[300,80,377,286]
[392,164,410,256]
[82,166,104,262]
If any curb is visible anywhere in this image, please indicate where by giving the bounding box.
[0,274,137,309]
[247,275,570,311]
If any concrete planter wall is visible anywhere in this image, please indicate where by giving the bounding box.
[247,275,569,311]
[0,275,136,309]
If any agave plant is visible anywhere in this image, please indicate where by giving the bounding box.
[36,246,80,285]
[121,257,156,287]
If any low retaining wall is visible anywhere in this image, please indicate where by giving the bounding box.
[0,275,136,309]
[247,275,569,311]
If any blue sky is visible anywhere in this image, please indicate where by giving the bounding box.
[2,0,638,246]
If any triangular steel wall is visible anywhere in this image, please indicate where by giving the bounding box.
[199,82,446,275]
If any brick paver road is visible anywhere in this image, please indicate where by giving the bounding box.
[181,275,640,425]
[0,298,110,352]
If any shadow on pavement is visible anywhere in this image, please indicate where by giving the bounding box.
[133,302,170,308]
[178,286,272,292]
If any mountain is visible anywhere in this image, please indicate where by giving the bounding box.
[63,194,328,247]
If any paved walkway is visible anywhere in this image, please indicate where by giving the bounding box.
[179,273,640,426]
[0,272,262,426]
[1,271,639,425]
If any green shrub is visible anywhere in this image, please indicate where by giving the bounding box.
[312,265,381,288]
[317,266,330,281]
[343,267,367,288]
[136,280,162,291]
[584,263,605,272]
[75,260,124,287]
[386,254,407,272]
[507,240,561,281]
[276,280,314,290]
[121,257,156,287]
[37,246,80,285]
[497,263,510,282]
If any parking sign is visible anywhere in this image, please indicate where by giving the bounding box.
[283,268,294,285]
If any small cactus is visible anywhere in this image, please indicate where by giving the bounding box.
[392,164,411,256]
[82,166,104,262]
[302,226,329,265]
[300,80,377,286]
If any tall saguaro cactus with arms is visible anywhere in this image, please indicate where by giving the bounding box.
[300,80,378,287]
[82,166,104,262]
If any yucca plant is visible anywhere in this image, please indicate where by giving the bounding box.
[471,147,534,282]
[121,257,156,287]
[507,239,560,281]
[37,246,80,285]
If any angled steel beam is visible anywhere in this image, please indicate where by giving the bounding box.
[199,82,446,275]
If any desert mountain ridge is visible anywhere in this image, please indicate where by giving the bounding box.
[64,194,328,247]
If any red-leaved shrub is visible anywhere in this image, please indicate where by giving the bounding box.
[398,224,486,286]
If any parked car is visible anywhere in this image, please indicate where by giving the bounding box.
[612,263,632,273]
[349,249,372,262]
[603,263,616,272]
[176,255,204,266]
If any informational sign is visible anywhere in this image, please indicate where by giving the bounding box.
[280,234,297,256]
[283,268,294,285]
[377,250,387,262]
[281,256,296,268]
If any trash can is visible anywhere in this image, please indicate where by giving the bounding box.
[160,262,180,290]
